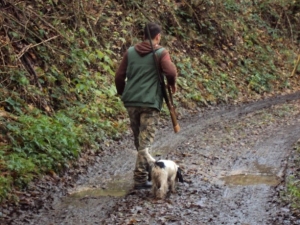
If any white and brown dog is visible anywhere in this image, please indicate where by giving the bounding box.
[151,159,184,199]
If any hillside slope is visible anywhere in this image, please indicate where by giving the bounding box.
[0,0,299,203]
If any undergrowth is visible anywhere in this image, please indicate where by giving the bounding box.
[0,0,299,203]
[283,141,300,213]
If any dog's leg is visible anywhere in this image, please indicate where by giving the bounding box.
[157,175,168,199]
[151,183,158,197]
[151,166,160,198]
[176,167,184,183]
[169,174,177,193]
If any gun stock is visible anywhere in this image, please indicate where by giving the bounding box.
[166,85,180,133]
[169,104,180,133]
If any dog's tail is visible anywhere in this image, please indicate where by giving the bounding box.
[177,167,184,183]
[154,161,166,169]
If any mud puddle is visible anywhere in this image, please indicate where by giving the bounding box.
[221,173,280,186]
[220,162,281,186]
[68,174,132,198]
[4,91,300,225]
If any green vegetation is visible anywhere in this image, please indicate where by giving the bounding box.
[0,0,299,203]
[283,141,300,212]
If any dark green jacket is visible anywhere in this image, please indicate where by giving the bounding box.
[121,46,164,111]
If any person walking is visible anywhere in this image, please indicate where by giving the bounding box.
[115,22,178,189]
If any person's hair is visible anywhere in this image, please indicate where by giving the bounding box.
[144,22,162,40]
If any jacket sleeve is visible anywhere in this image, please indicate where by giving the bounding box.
[160,50,177,86]
[115,51,128,95]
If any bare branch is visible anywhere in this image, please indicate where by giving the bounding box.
[17,35,59,59]
[285,11,294,42]
[94,0,109,25]
[26,7,69,42]
[291,55,300,77]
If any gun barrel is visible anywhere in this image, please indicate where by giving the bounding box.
[146,25,180,133]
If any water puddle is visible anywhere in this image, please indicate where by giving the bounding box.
[50,175,133,210]
[68,174,132,198]
[70,187,128,198]
[221,174,280,186]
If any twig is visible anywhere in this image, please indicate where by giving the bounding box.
[19,52,43,90]
[0,48,5,66]
[2,11,48,44]
[0,65,19,68]
[85,16,95,39]
[2,12,70,58]
[94,0,109,25]
[26,8,68,42]
[285,11,294,42]
[133,2,154,22]
[17,35,59,59]
[4,2,67,44]
[77,0,96,39]
[181,0,202,34]
[4,22,43,90]
[275,11,283,30]
[291,54,300,77]
[0,110,18,120]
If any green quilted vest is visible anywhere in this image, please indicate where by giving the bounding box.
[121,46,164,111]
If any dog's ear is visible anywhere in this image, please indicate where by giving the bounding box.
[177,167,184,183]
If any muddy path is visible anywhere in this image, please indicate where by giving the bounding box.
[6,91,300,225]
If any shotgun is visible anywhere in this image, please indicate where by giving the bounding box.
[146,25,180,133]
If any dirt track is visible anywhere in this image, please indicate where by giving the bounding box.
[3,91,300,225]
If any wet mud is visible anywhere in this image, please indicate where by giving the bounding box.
[3,91,300,225]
